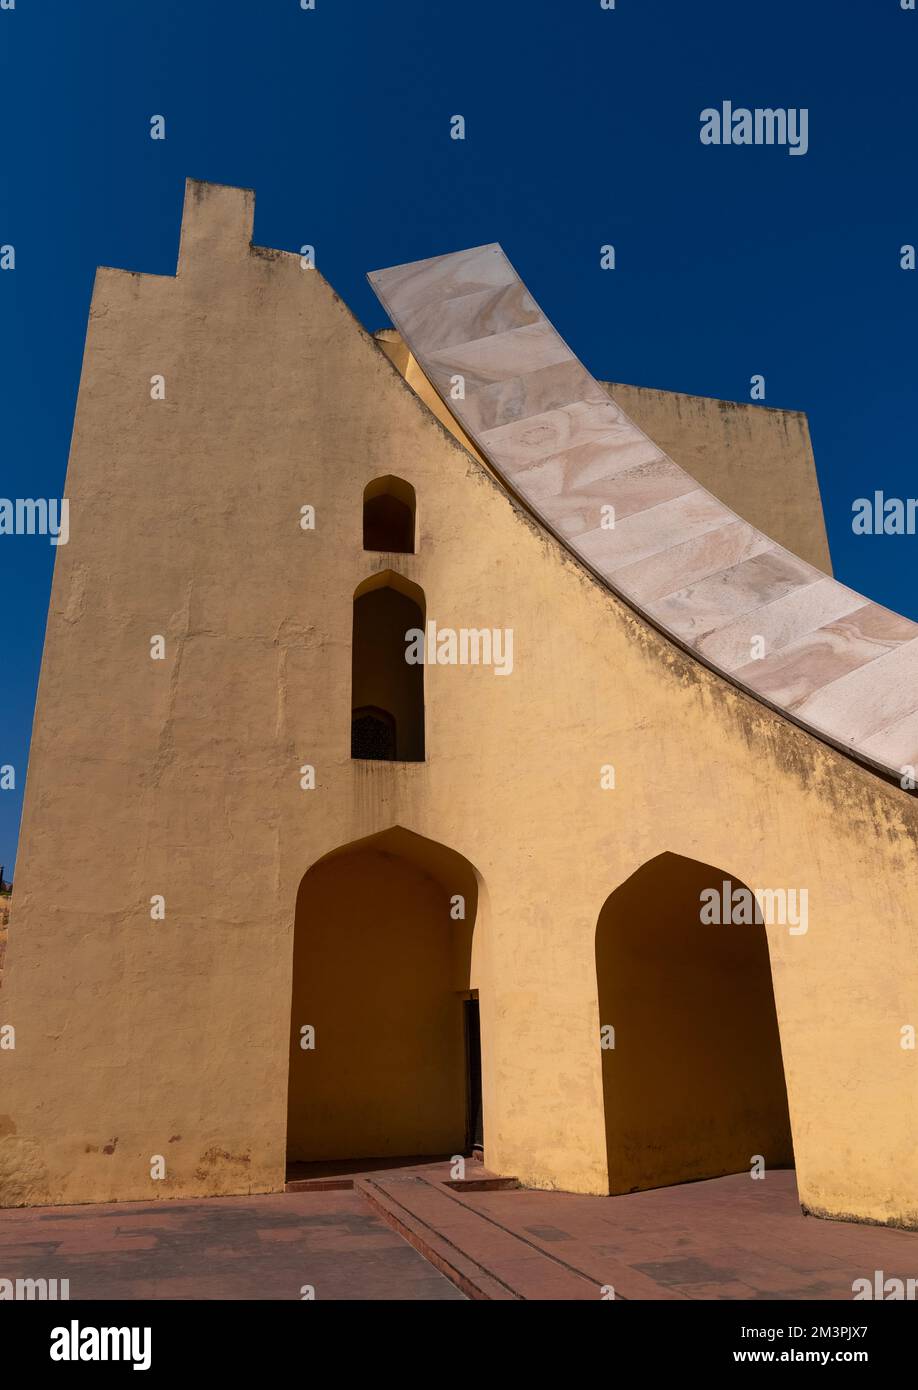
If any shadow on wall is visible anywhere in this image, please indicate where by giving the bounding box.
[286,827,479,1164]
[596,852,794,1195]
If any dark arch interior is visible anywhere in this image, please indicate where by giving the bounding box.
[596,852,793,1195]
[351,585,425,761]
[286,828,478,1166]
[351,706,396,761]
[363,487,414,553]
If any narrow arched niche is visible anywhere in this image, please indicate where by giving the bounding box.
[363,476,416,553]
[595,852,794,1195]
[351,572,425,761]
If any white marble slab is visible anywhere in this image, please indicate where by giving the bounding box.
[369,245,918,780]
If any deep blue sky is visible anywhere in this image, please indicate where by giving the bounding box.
[1,0,916,874]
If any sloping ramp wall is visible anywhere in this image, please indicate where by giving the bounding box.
[374,329,834,577]
[370,247,918,781]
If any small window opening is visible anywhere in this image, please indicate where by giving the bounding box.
[363,476,416,553]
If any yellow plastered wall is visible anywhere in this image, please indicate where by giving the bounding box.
[1,182,916,1228]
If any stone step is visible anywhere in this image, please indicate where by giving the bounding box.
[360,1175,602,1301]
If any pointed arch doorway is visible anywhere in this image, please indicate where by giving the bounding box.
[286,827,484,1174]
[595,852,794,1195]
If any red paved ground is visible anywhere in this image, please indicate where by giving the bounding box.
[434,1168,918,1301]
[1,1163,916,1301]
[0,1187,465,1300]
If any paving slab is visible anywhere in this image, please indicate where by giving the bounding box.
[451,1170,918,1301]
[2,1165,916,1301]
[0,1189,466,1301]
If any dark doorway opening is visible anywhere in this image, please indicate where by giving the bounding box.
[465,997,483,1154]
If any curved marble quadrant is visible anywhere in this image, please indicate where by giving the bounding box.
[368,245,918,780]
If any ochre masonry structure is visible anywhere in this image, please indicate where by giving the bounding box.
[1,180,916,1230]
